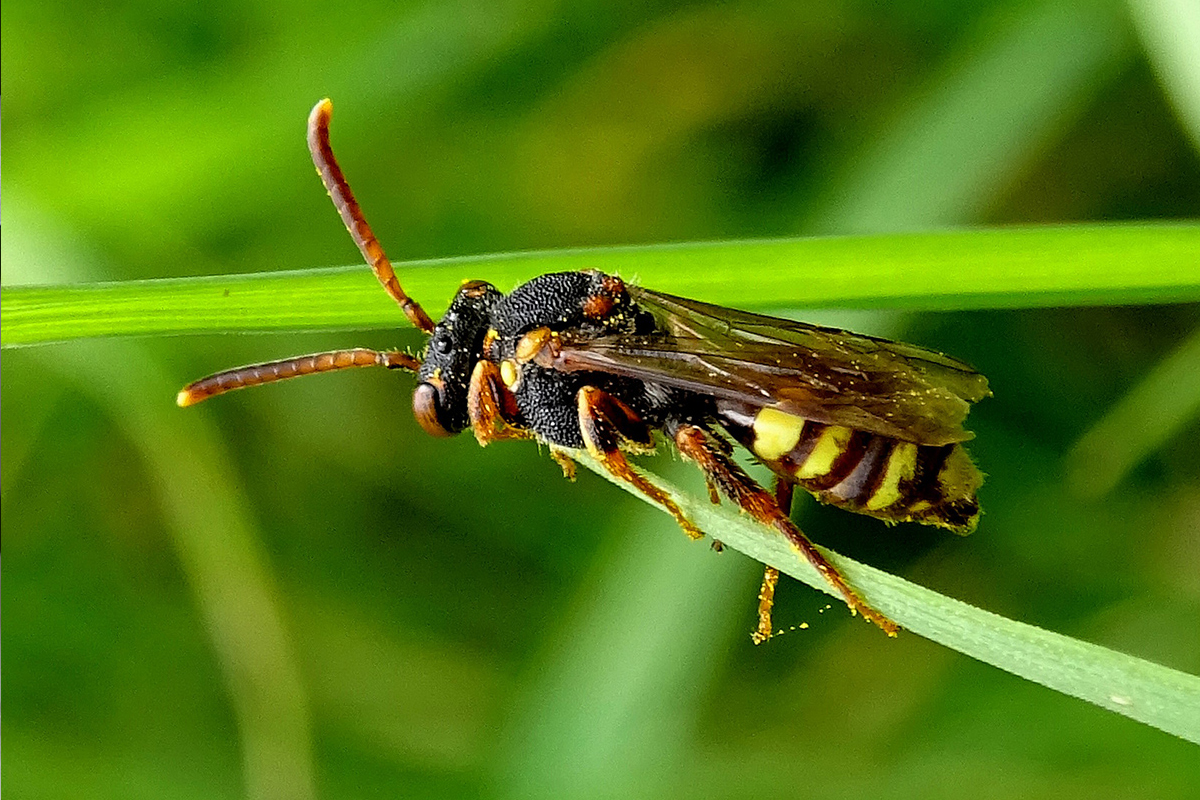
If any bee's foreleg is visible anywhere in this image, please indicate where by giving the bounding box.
[467,360,530,447]
[549,448,578,481]
[577,386,703,540]
[672,424,899,637]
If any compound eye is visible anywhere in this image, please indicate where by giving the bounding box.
[412,382,454,438]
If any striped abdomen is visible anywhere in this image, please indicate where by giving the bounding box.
[719,404,982,533]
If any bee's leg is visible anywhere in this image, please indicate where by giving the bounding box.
[751,480,792,645]
[549,448,578,481]
[753,563,780,645]
[577,386,703,540]
[467,360,530,447]
[673,424,899,637]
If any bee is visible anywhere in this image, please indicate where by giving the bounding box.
[179,99,989,641]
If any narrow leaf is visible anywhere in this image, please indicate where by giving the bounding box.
[576,451,1200,744]
[4,224,1199,347]
[1067,322,1200,496]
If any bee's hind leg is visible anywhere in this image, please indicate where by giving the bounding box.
[750,480,794,645]
[672,423,899,637]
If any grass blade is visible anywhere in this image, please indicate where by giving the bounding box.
[808,0,1131,233]
[4,223,1199,347]
[575,451,1200,744]
[1129,0,1200,152]
[4,221,1198,743]
[1067,322,1200,496]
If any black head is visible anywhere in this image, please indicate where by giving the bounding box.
[413,280,502,436]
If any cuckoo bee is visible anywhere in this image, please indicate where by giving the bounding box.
[179,99,990,641]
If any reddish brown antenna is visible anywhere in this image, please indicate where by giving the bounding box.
[307,98,435,333]
[177,99,432,407]
[177,349,421,407]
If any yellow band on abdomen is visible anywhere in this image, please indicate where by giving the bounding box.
[751,407,807,462]
[794,425,853,480]
[865,442,918,510]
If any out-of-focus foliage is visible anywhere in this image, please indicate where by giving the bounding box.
[3,1,1199,798]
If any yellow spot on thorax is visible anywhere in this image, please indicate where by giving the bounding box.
[752,408,807,462]
[794,426,853,479]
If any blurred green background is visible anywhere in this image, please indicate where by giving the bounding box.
[4,0,1200,798]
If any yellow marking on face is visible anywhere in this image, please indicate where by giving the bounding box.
[866,442,918,510]
[500,359,520,389]
[794,425,853,479]
[752,408,806,462]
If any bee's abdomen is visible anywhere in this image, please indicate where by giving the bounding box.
[723,406,981,533]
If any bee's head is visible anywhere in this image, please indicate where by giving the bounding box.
[413,280,502,437]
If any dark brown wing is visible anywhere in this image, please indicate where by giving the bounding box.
[546,287,990,446]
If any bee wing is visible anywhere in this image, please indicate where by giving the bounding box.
[545,287,989,446]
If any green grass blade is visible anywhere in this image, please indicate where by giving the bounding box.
[4,220,1199,743]
[575,452,1200,744]
[495,477,750,799]
[1067,322,1200,496]
[808,0,1131,233]
[1129,0,1200,153]
[4,223,1199,347]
